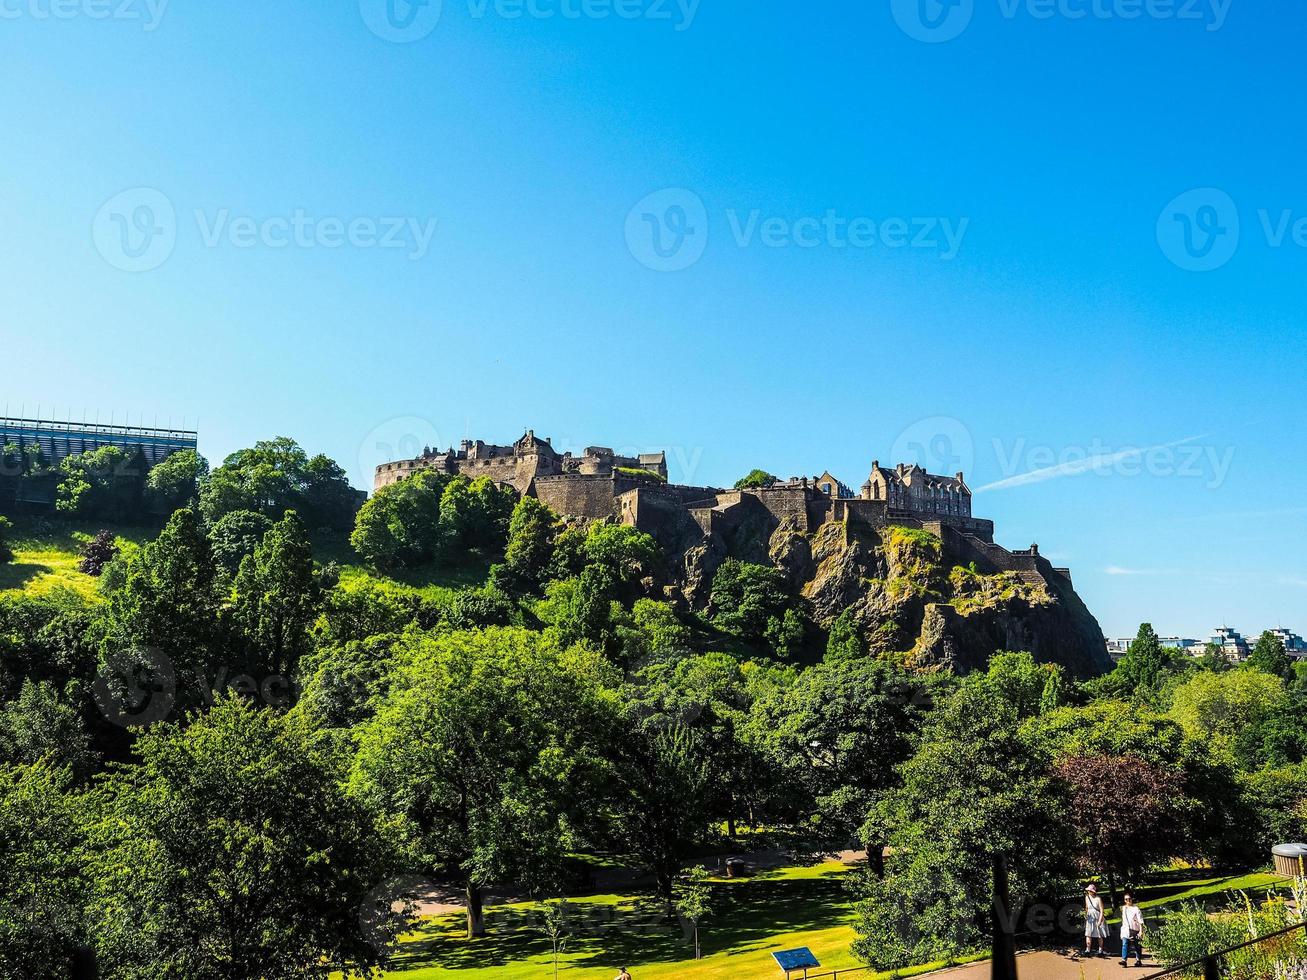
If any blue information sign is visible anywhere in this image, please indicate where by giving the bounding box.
[772,947,821,972]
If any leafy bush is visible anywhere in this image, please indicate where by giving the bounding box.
[77,530,120,577]
[733,469,777,489]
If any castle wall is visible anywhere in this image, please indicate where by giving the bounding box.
[534,474,622,520]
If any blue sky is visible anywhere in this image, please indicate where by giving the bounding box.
[2,0,1304,638]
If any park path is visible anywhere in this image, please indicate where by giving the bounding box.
[934,947,1159,979]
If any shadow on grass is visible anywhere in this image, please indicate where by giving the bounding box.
[0,562,53,589]
[1133,870,1278,908]
[387,868,855,974]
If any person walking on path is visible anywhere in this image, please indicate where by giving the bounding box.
[1083,883,1109,957]
[1119,892,1145,968]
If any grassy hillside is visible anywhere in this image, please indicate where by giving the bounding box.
[0,514,492,603]
[0,515,154,600]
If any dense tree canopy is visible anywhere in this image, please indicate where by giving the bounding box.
[2,432,1306,978]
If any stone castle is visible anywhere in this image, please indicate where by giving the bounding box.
[375,430,1072,587]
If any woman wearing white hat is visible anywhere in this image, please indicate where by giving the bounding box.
[1083,883,1108,957]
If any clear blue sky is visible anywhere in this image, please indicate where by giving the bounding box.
[2,0,1303,639]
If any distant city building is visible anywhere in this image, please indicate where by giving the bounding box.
[1269,627,1307,658]
[1108,627,1307,664]
[1209,626,1251,661]
[0,416,197,468]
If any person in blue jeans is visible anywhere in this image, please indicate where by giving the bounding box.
[1119,892,1145,967]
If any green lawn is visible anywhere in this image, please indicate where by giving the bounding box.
[368,862,986,980]
[0,516,154,600]
[365,865,1284,980]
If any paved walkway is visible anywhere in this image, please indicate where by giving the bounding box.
[935,948,1159,979]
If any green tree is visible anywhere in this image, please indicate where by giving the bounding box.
[56,445,148,522]
[144,449,209,515]
[439,476,516,553]
[0,761,86,980]
[539,898,572,980]
[583,523,660,589]
[87,696,388,980]
[232,510,322,679]
[708,559,796,651]
[852,681,1075,970]
[0,679,97,780]
[107,507,221,714]
[750,654,930,841]
[609,723,712,908]
[0,515,13,565]
[985,651,1065,719]
[733,469,777,489]
[1114,622,1184,693]
[201,438,357,530]
[631,652,771,837]
[502,495,559,592]
[350,470,447,569]
[207,508,274,581]
[826,608,864,660]
[350,628,613,937]
[1248,630,1293,679]
[674,866,714,959]
[1167,669,1289,761]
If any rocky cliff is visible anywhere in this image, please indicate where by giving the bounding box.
[676,513,1109,678]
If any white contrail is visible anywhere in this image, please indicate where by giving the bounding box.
[975,435,1204,493]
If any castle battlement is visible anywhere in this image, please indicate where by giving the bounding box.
[375,431,993,539]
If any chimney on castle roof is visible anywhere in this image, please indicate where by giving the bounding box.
[872,459,879,470]
[956,471,964,482]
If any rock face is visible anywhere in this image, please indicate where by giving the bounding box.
[675,515,1110,678]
